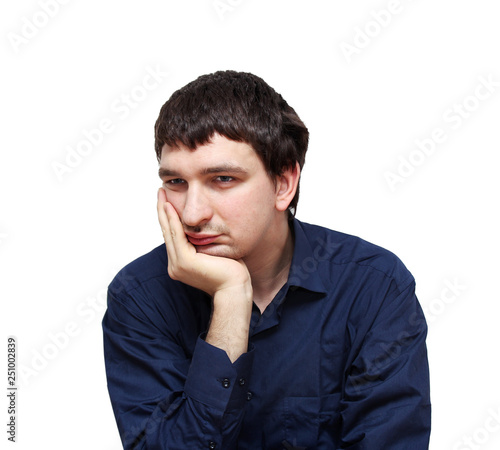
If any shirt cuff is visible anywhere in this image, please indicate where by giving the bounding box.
[184,336,254,411]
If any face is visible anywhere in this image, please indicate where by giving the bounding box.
[158,134,286,261]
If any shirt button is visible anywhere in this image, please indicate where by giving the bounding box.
[221,378,230,389]
[246,391,253,401]
[208,441,217,449]
[239,378,246,386]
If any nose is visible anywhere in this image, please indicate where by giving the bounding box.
[181,185,213,228]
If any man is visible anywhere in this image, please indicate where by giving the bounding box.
[103,70,431,449]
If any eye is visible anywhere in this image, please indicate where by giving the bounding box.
[215,176,234,183]
[165,178,185,185]
[163,178,186,189]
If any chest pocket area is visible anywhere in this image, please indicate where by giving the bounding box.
[262,395,340,449]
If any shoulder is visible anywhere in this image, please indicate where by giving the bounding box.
[295,220,414,290]
[106,244,209,333]
[108,243,169,297]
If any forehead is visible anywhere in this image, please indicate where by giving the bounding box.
[159,134,262,170]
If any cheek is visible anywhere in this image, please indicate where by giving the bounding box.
[219,186,276,227]
[162,190,185,215]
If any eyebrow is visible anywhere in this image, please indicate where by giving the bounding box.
[158,163,248,179]
[158,167,180,179]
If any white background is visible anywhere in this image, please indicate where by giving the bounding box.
[1,0,499,448]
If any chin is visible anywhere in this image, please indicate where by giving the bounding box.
[195,244,242,259]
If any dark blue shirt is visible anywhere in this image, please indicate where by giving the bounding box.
[103,219,431,449]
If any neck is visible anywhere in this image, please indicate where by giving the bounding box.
[244,217,294,313]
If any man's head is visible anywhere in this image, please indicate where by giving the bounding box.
[154,70,309,217]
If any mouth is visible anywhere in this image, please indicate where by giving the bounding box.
[185,233,221,246]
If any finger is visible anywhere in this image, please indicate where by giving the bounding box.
[164,201,190,248]
[157,186,167,203]
[157,188,177,257]
[157,188,169,236]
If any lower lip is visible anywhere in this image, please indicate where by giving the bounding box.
[187,235,221,246]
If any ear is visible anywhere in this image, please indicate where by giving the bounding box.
[275,162,301,212]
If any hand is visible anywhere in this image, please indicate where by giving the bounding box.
[157,188,251,297]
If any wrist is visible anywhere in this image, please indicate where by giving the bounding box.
[213,283,253,318]
[207,283,253,362]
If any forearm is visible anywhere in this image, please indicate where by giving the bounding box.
[104,300,255,450]
[127,342,254,450]
[340,280,431,448]
[206,283,253,363]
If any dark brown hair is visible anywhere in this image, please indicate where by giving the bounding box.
[154,70,309,216]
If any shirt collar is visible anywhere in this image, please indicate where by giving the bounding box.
[286,218,328,294]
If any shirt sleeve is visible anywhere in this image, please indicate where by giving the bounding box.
[102,285,254,450]
[339,277,431,449]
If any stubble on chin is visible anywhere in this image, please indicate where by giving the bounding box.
[194,244,243,260]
